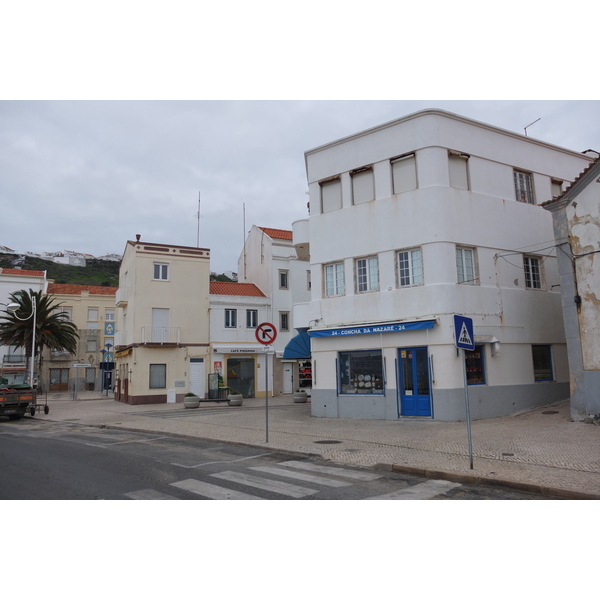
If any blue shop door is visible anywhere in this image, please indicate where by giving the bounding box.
[399,347,431,417]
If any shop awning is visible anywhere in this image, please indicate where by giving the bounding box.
[283,329,311,359]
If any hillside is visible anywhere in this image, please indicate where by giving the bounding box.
[1,253,234,286]
[0,254,120,287]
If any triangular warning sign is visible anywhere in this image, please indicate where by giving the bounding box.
[458,322,472,346]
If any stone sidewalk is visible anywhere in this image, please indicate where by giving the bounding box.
[28,392,600,499]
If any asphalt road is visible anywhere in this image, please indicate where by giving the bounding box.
[0,418,557,500]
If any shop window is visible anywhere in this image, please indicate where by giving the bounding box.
[298,360,312,388]
[149,364,166,388]
[532,345,553,381]
[339,350,384,394]
[465,345,485,385]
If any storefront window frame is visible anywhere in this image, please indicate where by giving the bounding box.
[338,349,385,395]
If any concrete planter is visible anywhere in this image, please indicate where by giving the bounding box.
[228,393,243,406]
[184,394,200,409]
[293,391,308,403]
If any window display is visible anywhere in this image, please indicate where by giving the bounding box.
[339,350,384,394]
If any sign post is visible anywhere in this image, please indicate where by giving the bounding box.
[256,323,277,443]
[453,315,475,469]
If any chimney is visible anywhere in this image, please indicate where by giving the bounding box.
[135,234,141,242]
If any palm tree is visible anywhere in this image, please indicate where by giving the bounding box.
[0,289,79,383]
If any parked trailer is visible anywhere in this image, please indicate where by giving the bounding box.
[0,387,48,420]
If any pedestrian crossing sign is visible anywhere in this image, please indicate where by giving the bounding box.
[454,315,475,351]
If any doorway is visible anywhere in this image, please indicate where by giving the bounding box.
[189,357,205,398]
[49,368,69,392]
[226,356,255,397]
[398,347,432,417]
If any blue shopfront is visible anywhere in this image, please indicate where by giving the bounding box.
[308,320,435,419]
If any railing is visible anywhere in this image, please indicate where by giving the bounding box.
[2,354,27,365]
[141,326,181,344]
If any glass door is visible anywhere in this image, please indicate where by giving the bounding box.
[398,347,431,417]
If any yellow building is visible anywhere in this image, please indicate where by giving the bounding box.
[114,239,210,404]
[43,283,117,392]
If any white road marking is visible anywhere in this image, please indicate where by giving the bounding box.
[171,452,273,469]
[171,478,261,500]
[250,466,351,487]
[366,479,462,500]
[125,488,180,500]
[278,460,381,481]
[211,470,317,498]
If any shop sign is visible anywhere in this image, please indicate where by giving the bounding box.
[309,320,435,338]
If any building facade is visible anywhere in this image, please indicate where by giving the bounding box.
[238,226,312,394]
[299,109,593,421]
[209,281,273,398]
[543,156,600,421]
[114,239,211,404]
[41,283,117,392]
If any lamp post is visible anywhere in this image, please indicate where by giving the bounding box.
[100,348,107,394]
[7,295,37,390]
[104,342,113,396]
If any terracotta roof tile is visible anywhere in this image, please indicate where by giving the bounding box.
[210,282,266,297]
[47,283,118,296]
[258,227,293,240]
[0,267,46,277]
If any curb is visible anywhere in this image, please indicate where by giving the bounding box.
[381,463,600,500]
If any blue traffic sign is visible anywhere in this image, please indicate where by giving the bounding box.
[454,315,475,351]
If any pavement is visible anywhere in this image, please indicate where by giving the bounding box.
[23,391,600,499]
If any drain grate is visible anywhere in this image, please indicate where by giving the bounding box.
[314,440,342,445]
[542,410,559,415]
[502,453,514,457]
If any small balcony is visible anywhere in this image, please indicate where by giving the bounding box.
[141,326,181,345]
[292,219,310,261]
[115,287,128,307]
[2,354,27,368]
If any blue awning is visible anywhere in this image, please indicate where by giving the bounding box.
[283,329,311,359]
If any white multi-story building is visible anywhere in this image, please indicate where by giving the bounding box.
[298,109,593,421]
[238,226,312,394]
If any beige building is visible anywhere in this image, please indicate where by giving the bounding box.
[114,239,211,404]
[42,283,117,392]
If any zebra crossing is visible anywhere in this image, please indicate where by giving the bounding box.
[122,459,462,500]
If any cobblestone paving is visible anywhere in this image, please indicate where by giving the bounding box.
[22,392,600,498]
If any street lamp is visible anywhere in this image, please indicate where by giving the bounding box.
[7,295,37,390]
[103,342,113,396]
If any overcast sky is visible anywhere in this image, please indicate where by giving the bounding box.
[2,4,599,276]
[2,100,599,274]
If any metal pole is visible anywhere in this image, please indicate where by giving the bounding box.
[30,296,36,390]
[265,348,269,443]
[462,349,474,469]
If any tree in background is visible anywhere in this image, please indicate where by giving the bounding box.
[0,289,79,384]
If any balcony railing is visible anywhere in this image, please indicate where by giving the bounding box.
[141,326,181,344]
[2,354,27,365]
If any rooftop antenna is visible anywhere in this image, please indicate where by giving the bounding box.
[196,191,201,247]
[524,118,541,136]
[243,202,246,280]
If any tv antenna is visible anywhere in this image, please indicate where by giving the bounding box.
[524,118,541,136]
